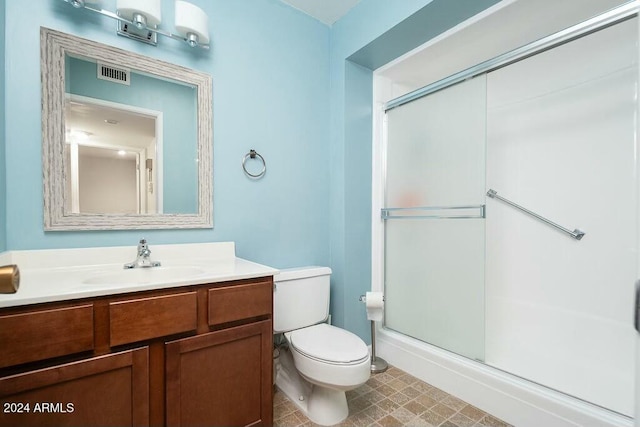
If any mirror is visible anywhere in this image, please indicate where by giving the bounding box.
[41,27,212,230]
[65,96,162,215]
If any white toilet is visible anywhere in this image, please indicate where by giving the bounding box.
[273,267,371,426]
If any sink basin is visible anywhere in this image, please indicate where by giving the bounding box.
[82,266,206,285]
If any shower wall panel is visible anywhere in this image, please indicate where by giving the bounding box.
[485,18,638,416]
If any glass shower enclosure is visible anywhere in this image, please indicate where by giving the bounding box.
[384,76,487,362]
[382,9,638,417]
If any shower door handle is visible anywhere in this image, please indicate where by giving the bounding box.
[635,280,640,333]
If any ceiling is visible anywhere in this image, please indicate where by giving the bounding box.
[66,99,156,159]
[279,0,361,25]
[376,0,628,102]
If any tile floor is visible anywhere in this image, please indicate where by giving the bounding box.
[273,365,513,427]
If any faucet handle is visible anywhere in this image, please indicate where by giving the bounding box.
[137,239,150,257]
[138,239,148,250]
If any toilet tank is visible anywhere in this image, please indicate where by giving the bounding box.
[273,266,331,334]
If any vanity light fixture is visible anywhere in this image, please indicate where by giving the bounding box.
[61,0,210,50]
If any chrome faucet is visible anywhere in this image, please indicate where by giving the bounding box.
[124,238,161,269]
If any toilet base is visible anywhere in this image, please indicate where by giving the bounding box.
[274,347,349,426]
[306,384,348,426]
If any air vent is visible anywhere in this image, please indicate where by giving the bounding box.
[97,62,130,86]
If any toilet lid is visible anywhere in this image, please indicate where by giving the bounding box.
[289,323,369,364]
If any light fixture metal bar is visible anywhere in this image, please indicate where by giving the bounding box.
[63,0,210,49]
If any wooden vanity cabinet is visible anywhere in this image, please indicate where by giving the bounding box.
[166,320,272,427]
[0,347,149,427]
[165,279,273,427]
[0,276,274,427]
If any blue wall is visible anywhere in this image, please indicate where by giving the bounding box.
[0,0,500,342]
[68,57,198,214]
[0,1,5,253]
[2,0,330,269]
[328,0,500,341]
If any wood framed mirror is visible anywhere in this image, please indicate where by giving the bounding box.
[41,27,212,230]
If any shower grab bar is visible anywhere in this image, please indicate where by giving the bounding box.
[381,205,485,220]
[486,189,585,241]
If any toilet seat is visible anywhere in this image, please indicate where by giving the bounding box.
[287,323,369,365]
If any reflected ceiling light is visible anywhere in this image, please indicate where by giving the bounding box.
[118,150,127,156]
[69,129,92,141]
[61,0,210,50]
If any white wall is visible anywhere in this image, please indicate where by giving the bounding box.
[484,17,638,417]
[79,155,138,214]
[376,0,629,103]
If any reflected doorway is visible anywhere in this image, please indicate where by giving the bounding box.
[64,95,163,214]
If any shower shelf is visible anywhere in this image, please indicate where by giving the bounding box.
[486,189,585,240]
[381,205,485,220]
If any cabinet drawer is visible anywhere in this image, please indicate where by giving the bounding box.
[208,280,272,326]
[109,292,197,346]
[0,305,94,369]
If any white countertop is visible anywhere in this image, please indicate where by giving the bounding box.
[0,242,278,308]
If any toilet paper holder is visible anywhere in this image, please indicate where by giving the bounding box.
[358,294,385,303]
[359,293,388,374]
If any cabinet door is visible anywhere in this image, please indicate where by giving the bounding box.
[166,320,272,427]
[0,347,148,427]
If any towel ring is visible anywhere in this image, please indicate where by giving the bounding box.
[242,149,266,178]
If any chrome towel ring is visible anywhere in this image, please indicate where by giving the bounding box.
[242,149,266,178]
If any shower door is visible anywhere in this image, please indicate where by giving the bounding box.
[383,76,487,361]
